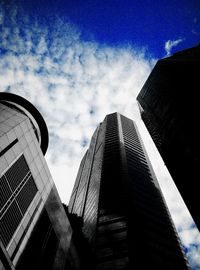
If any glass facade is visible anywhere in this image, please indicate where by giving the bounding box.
[69,126,104,245]
[137,44,200,232]
[0,101,53,268]
[16,208,58,270]
[68,112,189,269]
[0,155,38,248]
[0,95,79,270]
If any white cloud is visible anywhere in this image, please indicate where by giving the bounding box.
[164,38,183,56]
[0,8,153,202]
[0,3,199,267]
[192,29,199,36]
[187,245,200,270]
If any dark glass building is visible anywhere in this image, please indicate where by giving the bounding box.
[137,44,200,231]
[68,112,189,269]
[0,93,79,270]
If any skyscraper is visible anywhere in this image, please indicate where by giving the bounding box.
[137,44,200,231]
[68,112,189,269]
[0,93,79,270]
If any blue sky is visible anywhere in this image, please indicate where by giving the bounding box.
[0,1,200,268]
[10,0,200,58]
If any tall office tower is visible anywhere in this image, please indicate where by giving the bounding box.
[0,93,79,270]
[137,44,200,231]
[68,112,189,269]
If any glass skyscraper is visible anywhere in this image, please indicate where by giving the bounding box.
[137,44,200,232]
[68,112,189,269]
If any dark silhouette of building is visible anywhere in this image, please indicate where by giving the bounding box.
[0,93,79,270]
[137,44,200,232]
[68,112,189,269]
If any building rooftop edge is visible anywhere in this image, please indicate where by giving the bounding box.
[0,92,49,155]
[160,43,200,61]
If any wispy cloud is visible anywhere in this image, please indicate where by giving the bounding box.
[0,3,154,201]
[164,38,183,56]
[0,3,200,268]
[192,29,199,36]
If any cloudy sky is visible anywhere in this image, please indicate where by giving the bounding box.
[0,1,200,268]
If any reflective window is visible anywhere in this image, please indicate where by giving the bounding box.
[0,155,38,247]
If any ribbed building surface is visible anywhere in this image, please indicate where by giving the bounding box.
[137,44,200,231]
[0,93,79,270]
[68,112,189,269]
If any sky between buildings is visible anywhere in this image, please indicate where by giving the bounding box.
[0,1,200,268]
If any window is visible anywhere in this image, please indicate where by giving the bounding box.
[16,209,58,270]
[0,155,38,247]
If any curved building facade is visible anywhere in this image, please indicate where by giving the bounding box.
[0,93,79,270]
